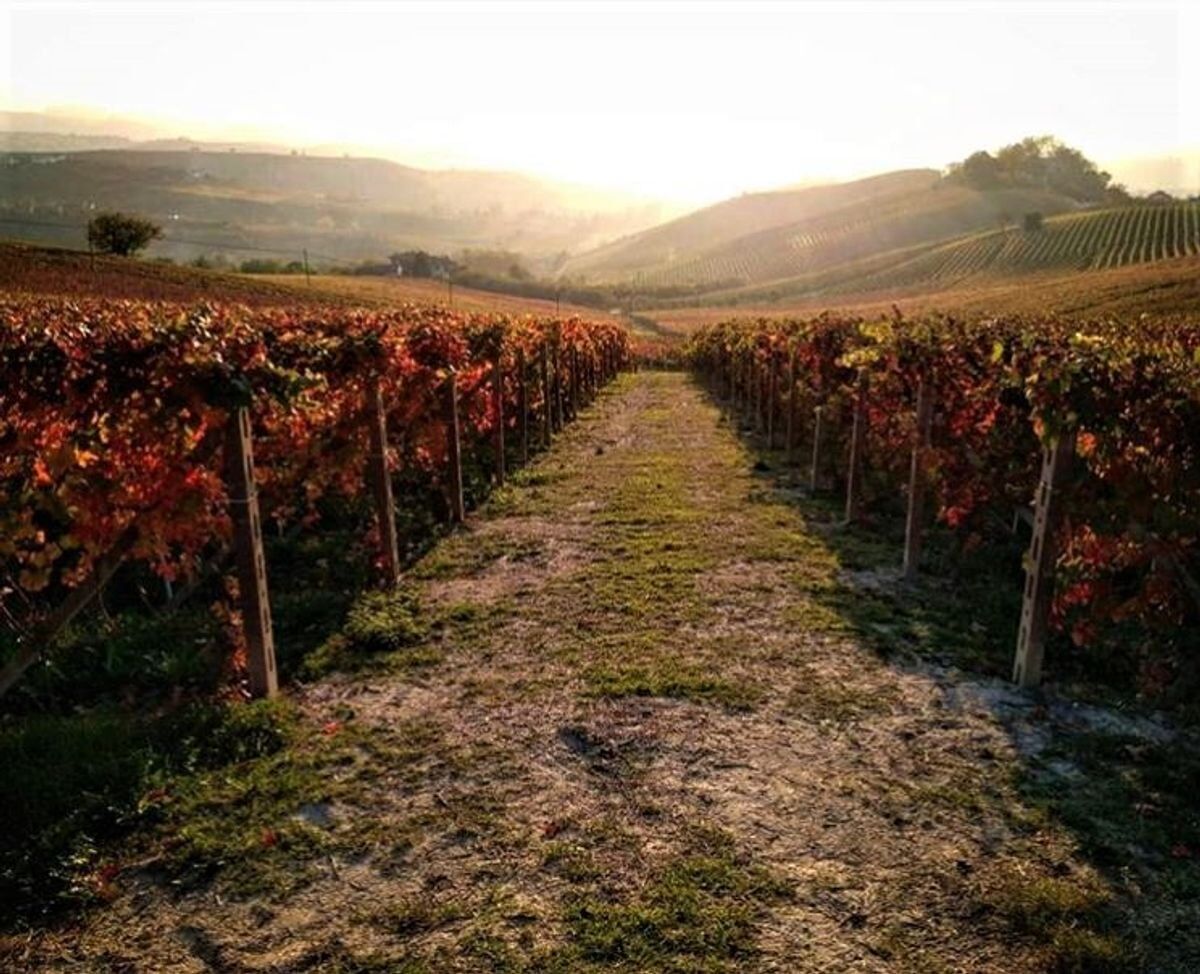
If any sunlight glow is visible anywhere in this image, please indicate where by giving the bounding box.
[3,1,1197,203]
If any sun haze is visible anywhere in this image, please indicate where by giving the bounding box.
[3,0,1196,203]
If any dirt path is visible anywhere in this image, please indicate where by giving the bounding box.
[25,372,1193,972]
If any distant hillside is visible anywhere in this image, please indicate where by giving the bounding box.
[801,200,1200,299]
[559,170,939,280]
[560,169,1078,288]
[0,240,621,321]
[0,147,674,266]
[647,200,1200,309]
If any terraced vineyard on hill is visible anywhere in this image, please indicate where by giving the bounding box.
[642,201,1200,310]
[832,200,1200,296]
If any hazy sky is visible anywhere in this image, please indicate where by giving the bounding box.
[3,1,1197,203]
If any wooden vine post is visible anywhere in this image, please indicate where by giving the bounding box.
[785,348,798,463]
[224,406,278,698]
[903,379,934,580]
[570,347,581,416]
[844,370,869,523]
[766,352,778,449]
[552,343,564,432]
[741,354,751,416]
[1012,432,1076,688]
[366,380,401,587]
[756,356,766,433]
[540,342,552,447]
[492,354,505,486]
[517,346,529,463]
[445,371,465,524]
[809,405,825,491]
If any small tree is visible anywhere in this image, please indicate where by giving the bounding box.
[1023,211,1044,233]
[87,211,162,257]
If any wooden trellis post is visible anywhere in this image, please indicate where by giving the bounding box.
[1013,432,1076,688]
[540,343,552,447]
[552,344,564,431]
[570,347,581,416]
[492,355,505,486]
[903,380,934,580]
[517,346,529,463]
[809,405,825,491]
[366,380,401,587]
[756,358,766,433]
[445,372,465,524]
[563,346,574,422]
[785,348,798,463]
[844,370,869,523]
[224,407,278,698]
[766,353,778,449]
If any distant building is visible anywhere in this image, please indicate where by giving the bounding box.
[1146,190,1174,204]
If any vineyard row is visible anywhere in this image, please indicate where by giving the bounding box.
[686,314,1199,691]
[0,300,630,698]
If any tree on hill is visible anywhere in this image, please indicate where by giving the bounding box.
[960,151,1002,189]
[86,211,162,257]
[946,136,1113,203]
[388,250,458,278]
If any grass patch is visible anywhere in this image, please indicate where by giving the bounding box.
[344,587,429,652]
[412,532,542,581]
[787,664,897,723]
[543,842,603,884]
[367,894,470,936]
[304,585,435,677]
[584,659,758,711]
[0,699,294,925]
[982,864,1123,972]
[563,838,791,972]
[1,607,224,715]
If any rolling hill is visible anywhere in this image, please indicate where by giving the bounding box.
[558,170,1082,288]
[0,147,674,267]
[645,199,1200,310]
[0,239,623,321]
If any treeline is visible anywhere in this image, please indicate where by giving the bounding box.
[449,269,741,311]
[335,248,738,310]
[945,135,1126,204]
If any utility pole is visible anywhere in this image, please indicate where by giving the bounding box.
[302,248,311,287]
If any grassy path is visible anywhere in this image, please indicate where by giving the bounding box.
[20,372,1196,972]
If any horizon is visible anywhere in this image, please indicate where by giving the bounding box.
[3,1,1199,206]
